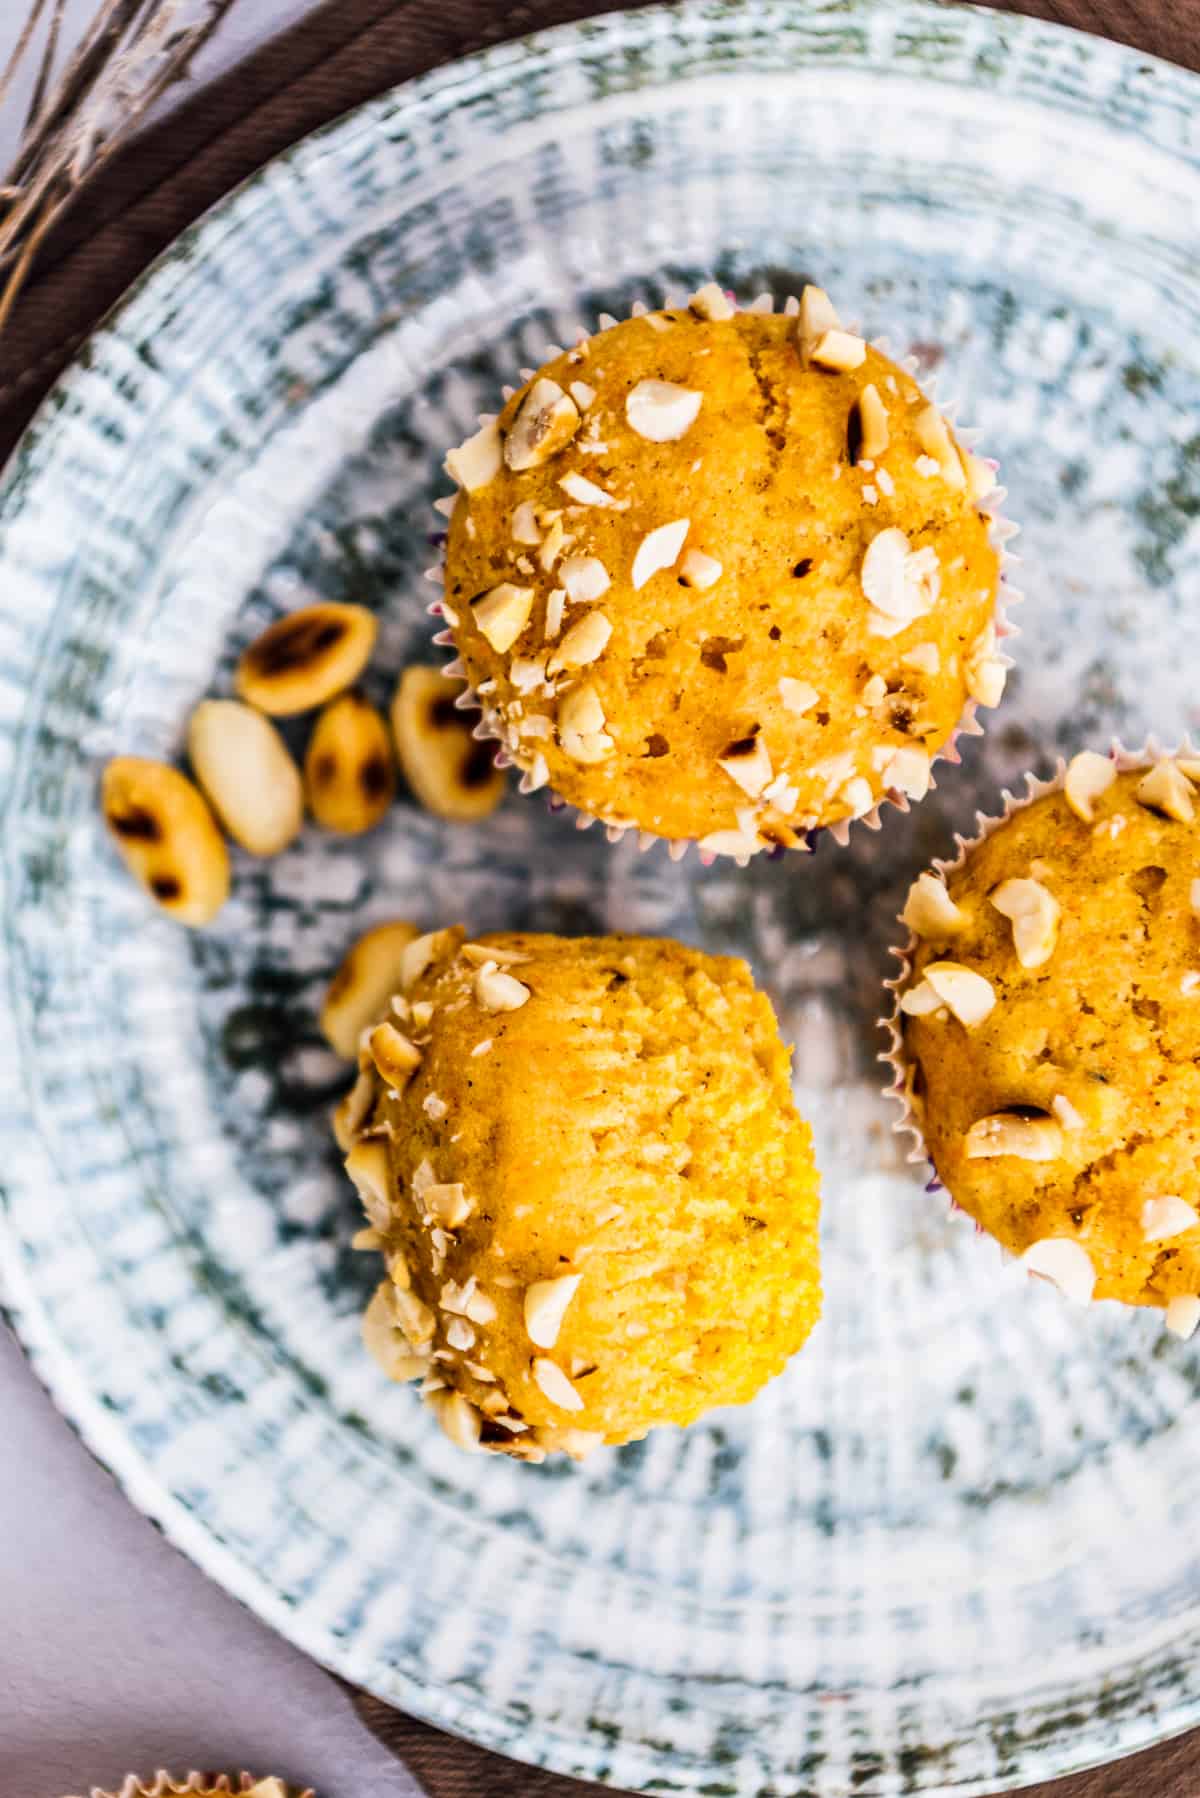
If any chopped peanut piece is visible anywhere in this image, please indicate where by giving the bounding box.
[524,1274,582,1349]
[990,877,1061,969]
[810,329,867,372]
[922,961,995,1026]
[1021,1238,1094,1303]
[965,1114,1063,1161]
[1136,760,1195,823]
[913,405,965,488]
[901,871,966,937]
[857,383,890,458]
[1142,1196,1199,1242]
[472,583,534,653]
[1063,750,1117,822]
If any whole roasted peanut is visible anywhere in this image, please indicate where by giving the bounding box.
[320,918,420,1059]
[390,666,505,823]
[187,699,303,856]
[305,689,395,834]
[236,602,377,716]
[101,757,230,926]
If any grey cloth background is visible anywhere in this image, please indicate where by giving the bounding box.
[2,4,1200,1798]
[0,1319,422,1798]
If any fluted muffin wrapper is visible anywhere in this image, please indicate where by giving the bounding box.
[67,1772,311,1798]
[429,295,1021,865]
[879,736,1192,1169]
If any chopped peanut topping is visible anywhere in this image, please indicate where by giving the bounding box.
[1063,750,1116,822]
[902,872,966,937]
[965,1114,1064,1161]
[990,877,1061,969]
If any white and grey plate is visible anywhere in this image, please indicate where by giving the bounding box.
[3,3,1200,1792]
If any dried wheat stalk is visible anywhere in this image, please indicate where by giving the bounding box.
[0,0,242,334]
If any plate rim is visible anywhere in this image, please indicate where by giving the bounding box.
[3,2,1200,1793]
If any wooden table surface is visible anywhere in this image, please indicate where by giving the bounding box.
[1,4,1196,1796]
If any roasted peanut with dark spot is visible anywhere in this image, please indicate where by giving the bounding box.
[390,666,505,824]
[102,757,230,925]
[236,602,377,716]
[320,918,420,1059]
[304,688,395,834]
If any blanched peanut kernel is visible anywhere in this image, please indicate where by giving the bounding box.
[187,699,303,857]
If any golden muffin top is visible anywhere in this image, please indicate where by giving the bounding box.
[344,926,821,1452]
[442,288,1002,848]
[898,752,1200,1316]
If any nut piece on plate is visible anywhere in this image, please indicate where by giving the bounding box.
[320,918,420,1059]
[187,699,303,856]
[236,602,377,716]
[304,689,395,834]
[390,667,506,822]
[101,758,230,926]
[337,930,821,1461]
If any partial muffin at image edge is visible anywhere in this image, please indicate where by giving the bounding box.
[885,746,1200,1336]
[333,926,822,1459]
[69,1774,310,1798]
[434,282,1011,857]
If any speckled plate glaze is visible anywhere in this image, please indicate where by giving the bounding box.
[2,3,1200,1793]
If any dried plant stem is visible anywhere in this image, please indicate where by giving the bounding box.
[0,0,242,332]
[0,0,52,121]
[10,0,145,188]
[0,195,58,338]
[23,0,70,144]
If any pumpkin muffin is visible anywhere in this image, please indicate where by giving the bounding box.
[76,1776,306,1798]
[893,750,1200,1336]
[335,926,822,1459]
[438,283,1005,854]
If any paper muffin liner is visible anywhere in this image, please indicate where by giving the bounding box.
[879,738,1200,1326]
[68,1773,311,1798]
[427,291,1021,865]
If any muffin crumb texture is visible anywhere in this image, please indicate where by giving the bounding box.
[441,289,1002,850]
[899,755,1200,1320]
[337,928,821,1457]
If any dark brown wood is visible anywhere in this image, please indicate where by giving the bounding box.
[2,2,1198,1793]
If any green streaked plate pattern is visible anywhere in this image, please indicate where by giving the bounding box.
[3,3,1200,1793]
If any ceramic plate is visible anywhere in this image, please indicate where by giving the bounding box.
[3,3,1200,1792]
